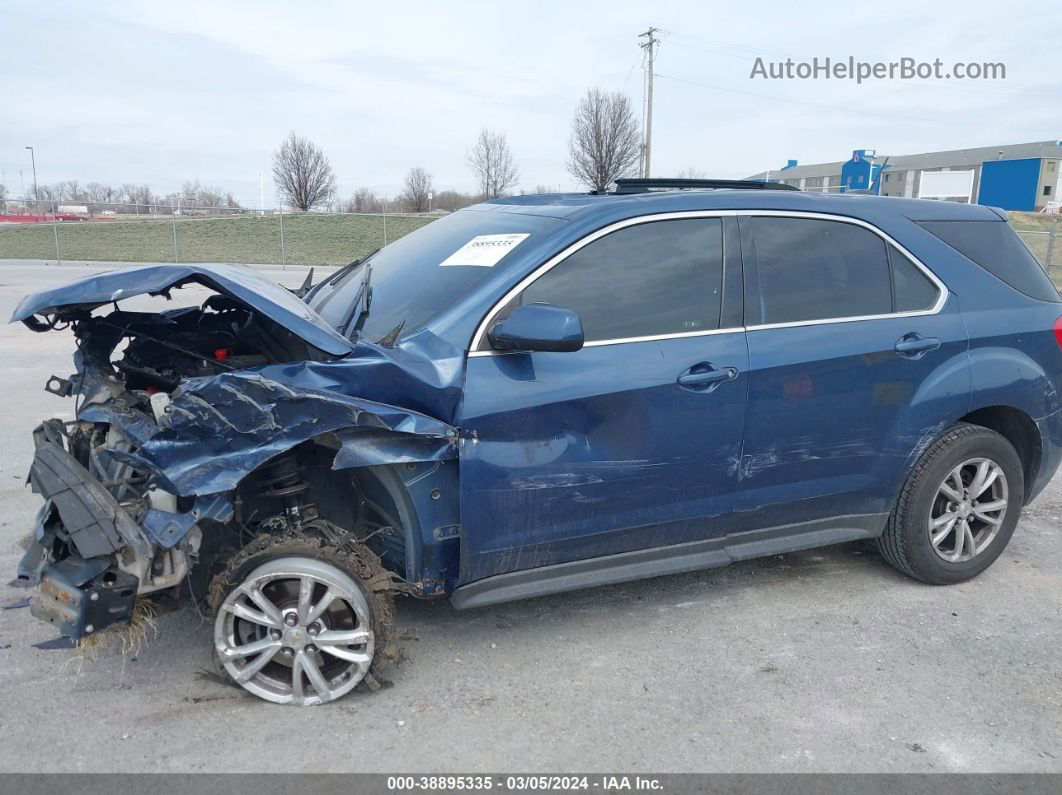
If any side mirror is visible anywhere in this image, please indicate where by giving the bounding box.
[487,303,584,353]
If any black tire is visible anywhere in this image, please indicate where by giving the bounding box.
[877,422,1024,584]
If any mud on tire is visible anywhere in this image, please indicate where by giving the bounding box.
[207,521,399,700]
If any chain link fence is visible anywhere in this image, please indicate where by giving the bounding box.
[0,199,437,267]
[1014,220,1059,268]
[1,197,1059,280]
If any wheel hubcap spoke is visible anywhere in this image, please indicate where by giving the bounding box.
[247,586,284,625]
[296,576,315,624]
[296,650,333,702]
[224,600,281,629]
[931,514,958,545]
[314,627,373,666]
[939,474,963,503]
[222,636,282,660]
[234,643,281,682]
[303,587,337,626]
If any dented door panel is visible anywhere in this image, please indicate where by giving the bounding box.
[456,333,750,583]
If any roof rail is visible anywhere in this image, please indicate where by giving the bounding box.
[612,178,800,194]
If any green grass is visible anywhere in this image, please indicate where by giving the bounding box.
[1009,211,1059,232]
[0,213,435,266]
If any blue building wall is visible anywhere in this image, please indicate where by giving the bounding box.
[977,158,1042,211]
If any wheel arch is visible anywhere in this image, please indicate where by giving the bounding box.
[229,432,461,591]
[956,405,1041,503]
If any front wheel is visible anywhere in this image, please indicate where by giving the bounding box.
[213,548,388,706]
[878,423,1024,585]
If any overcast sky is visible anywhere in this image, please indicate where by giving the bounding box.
[1,0,1059,204]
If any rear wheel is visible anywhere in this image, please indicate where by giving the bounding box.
[877,423,1024,584]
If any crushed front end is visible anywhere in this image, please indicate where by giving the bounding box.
[11,264,459,644]
[21,416,223,638]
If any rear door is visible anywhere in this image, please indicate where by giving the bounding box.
[736,213,970,534]
[456,215,749,583]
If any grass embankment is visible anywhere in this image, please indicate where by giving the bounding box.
[0,212,435,266]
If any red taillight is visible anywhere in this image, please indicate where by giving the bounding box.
[1054,316,1062,350]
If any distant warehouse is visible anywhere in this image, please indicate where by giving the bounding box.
[746,140,1062,211]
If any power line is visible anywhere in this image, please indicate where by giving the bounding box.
[666,39,751,61]
[666,31,793,59]
[621,51,642,92]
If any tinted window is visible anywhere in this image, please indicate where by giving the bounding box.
[751,217,893,324]
[916,220,1060,303]
[890,247,938,312]
[517,218,723,342]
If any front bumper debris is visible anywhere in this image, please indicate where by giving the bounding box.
[19,420,220,640]
[30,558,138,638]
[28,427,152,560]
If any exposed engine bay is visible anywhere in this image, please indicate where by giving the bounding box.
[22,295,337,636]
[12,266,459,644]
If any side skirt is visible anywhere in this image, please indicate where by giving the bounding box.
[450,513,887,610]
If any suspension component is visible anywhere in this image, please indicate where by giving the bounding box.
[260,452,317,527]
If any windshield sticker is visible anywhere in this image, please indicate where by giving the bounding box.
[439,233,530,267]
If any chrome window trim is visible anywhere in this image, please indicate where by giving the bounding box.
[467,209,947,357]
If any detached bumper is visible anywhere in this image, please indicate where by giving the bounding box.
[18,420,226,640]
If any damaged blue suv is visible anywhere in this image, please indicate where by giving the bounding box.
[13,178,1062,705]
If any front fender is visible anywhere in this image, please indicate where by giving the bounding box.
[120,371,458,497]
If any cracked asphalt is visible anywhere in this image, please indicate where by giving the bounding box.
[0,260,1059,773]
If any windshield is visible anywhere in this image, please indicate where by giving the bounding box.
[308,209,564,343]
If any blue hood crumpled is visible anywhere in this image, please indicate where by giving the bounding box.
[108,368,459,497]
[11,263,466,498]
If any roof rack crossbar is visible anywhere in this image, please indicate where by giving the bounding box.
[612,178,799,194]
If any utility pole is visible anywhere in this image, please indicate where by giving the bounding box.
[639,27,660,178]
[25,146,39,201]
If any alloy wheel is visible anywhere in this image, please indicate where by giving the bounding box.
[927,457,1009,563]
[214,556,374,705]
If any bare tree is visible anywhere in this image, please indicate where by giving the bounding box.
[402,167,434,212]
[122,184,154,212]
[677,167,707,179]
[433,189,480,211]
[467,129,519,199]
[271,131,337,211]
[342,187,385,214]
[566,88,642,192]
[61,179,83,203]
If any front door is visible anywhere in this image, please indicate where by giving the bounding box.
[456,215,749,583]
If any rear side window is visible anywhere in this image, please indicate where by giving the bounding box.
[517,218,723,342]
[751,217,895,324]
[916,220,1060,303]
[890,248,939,312]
